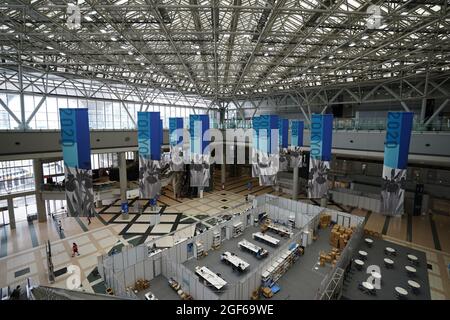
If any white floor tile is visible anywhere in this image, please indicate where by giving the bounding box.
[150,223,173,234]
[76,243,97,256]
[6,252,36,270]
[127,224,150,234]
[92,229,113,240]
[77,254,99,270]
[98,237,119,249]
[160,214,178,223]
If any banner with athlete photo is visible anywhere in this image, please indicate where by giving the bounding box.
[289,120,304,168]
[189,114,210,187]
[308,114,333,198]
[138,112,162,199]
[169,117,184,171]
[381,112,413,216]
[59,108,94,217]
[252,115,279,186]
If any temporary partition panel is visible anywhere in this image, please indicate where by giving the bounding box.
[308,114,333,198]
[253,115,279,186]
[189,114,210,187]
[59,108,94,217]
[169,117,184,171]
[137,112,162,199]
[380,112,414,216]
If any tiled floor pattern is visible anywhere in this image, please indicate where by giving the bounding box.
[0,173,449,300]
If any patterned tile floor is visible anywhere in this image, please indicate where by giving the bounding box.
[0,173,448,299]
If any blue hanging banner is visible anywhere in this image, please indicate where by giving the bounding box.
[381,112,414,216]
[169,117,184,147]
[252,115,279,186]
[278,118,289,149]
[59,108,93,217]
[308,114,333,198]
[137,112,162,199]
[189,114,210,187]
[291,120,304,147]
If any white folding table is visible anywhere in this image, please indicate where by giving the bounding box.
[238,239,268,258]
[221,252,250,272]
[267,223,293,237]
[253,232,280,246]
[195,266,227,290]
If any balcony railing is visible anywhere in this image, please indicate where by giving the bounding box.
[219,117,450,132]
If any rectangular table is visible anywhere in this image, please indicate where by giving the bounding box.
[195,266,227,290]
[253,232,280,246]
[221,252,250,271]
[267,223,293,237]
[238,240,268,258]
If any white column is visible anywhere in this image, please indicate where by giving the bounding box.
[292,166,299,200]
[7,197,15,229]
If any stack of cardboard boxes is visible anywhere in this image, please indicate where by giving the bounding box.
[319,248,341,267]
[329,224,354,250]
[133,279,150,291]
[319,213,331,229]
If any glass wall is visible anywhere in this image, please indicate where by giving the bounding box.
[13,195,37,222]
[0,199,9,226]
[0,160,34,195]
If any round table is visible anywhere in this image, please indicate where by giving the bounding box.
[359,250,368,259]
[384,258,394,268]
[365,238,374,246]
[408,254,418,264]
[362,282,374,291]
[395,286,408,297]
[385,247,396,255]
[354,259,365,269]
[371,271,382,281]
[408,280,421,291]
[405,265,417,276]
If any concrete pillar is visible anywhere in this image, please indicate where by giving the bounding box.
[292,166,299,201]
[7,197,15,229]
[118,152,129,219]
[33,159,47,222]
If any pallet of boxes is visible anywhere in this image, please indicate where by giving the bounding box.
[319,213,331,229]
[133,279,150,292]
[330,224,353,250]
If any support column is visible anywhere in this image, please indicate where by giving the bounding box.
[420,71,429,123]
[7,197,15,229]
[292,166,299,201]
[221,130,226,188]
[33,159,47,222]
[118,152,129,219]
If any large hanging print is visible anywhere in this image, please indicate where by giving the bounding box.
[138,112,162,199]
[189,114,210,187]
[308,114,333,198]
[59,108,94,217]
[380,112,413,216]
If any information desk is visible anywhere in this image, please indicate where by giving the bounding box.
[253,232,280,246]
[238,240,268,259]
[267,223,293,237]
[195,266,227,290]
[221,252,250,272]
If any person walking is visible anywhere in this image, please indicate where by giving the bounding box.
[72,242,80,257]
[58,220,64,234]
[87,215,91,225]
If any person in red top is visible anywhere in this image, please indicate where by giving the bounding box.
[72,242,80,257]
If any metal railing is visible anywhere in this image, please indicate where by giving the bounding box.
[219,117,450,132]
